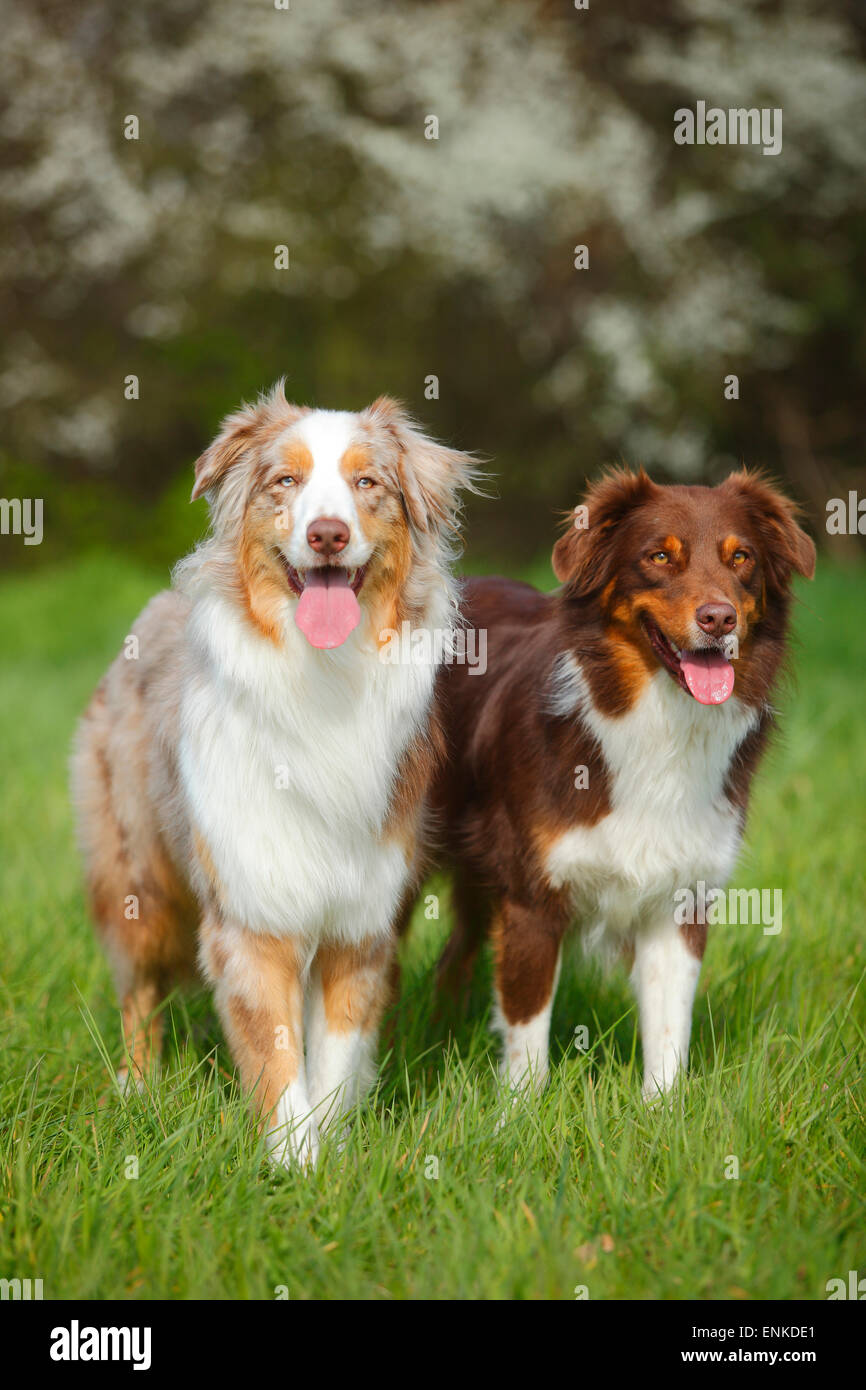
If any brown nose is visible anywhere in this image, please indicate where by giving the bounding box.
[695,602,737,637]
[306,517,349,555]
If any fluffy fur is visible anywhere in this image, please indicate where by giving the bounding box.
[430,469,816,1099]
[71,383,477,1167]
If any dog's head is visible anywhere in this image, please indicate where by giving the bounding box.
[189,383,478,648]
[552,468,815,706]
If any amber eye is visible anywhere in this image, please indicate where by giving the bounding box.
[650,551,670,565]
[732,549,749,566]
[278,476,296,488]
[357,476,376,489]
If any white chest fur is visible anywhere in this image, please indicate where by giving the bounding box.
[179,594,435,942]
[544,654,759,954]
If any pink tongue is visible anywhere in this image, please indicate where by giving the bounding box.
[680,650,735,705]
[294,568,360,649]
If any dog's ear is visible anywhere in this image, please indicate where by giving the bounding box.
[191,382,302,503]
[553,468,657,594]
[723,471,816,587]
[190,404,262,502]
[363,396,481,538]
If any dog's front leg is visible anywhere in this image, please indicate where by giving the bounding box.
[199,916,319,1169]
[492,898,566,1094]
[632,918,707,1101]
[305,935,395,1137]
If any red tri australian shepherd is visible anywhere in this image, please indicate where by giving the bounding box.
[72,384,476,1168]
[432,468,815,1101]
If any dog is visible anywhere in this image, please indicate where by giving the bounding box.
[431,468,815,1100]
[71,383,477,1167]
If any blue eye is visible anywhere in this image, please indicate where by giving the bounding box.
[357,477,376,489]
[279,476,296,487]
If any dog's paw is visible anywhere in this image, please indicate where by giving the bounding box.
[115,1066,150,1098]
[641,1075,683,1109]
[266,1113,320,1173]
[492,1064,545,1132]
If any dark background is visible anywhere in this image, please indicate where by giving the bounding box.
[1,0,864,572]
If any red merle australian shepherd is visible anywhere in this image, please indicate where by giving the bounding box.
[72,385,477,1169]
[432,468,815,1101]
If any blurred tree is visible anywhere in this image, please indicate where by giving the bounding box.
[0,0,863,568]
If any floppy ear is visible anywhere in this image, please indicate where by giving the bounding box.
[190,382,303,503]
[553,468,657,594]
[363,396,481,538]
[723,471,816,587]
[190,403,262,502]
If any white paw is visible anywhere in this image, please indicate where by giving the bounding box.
[641,1075,680,1107]
[493,1063,545,1132]
[266,1091,321,1171]
[267,1123,320,1171]
[115,1067,148,1097]
[499,1057,548,1097]
[316,1109,352,1155]
[493,1102,516,1135]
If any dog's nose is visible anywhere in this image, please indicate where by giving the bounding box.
[695,602,737,637]
[306,517,350,555]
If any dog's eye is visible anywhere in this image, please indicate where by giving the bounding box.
[732,549,749,566]
[278,476,297,488]
[650,551,669,565]
[357,477,377,490]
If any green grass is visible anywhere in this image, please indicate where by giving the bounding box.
[1,552,863,1301]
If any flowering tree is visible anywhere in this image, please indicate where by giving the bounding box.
[1,0,862,559]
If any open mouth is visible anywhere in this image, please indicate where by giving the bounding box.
[642,618,735,705]
[278,556,368,650]
[280,560,367,599]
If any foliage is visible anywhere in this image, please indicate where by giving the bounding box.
[1,0,864,565]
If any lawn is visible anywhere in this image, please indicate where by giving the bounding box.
[1,551,863,1300]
